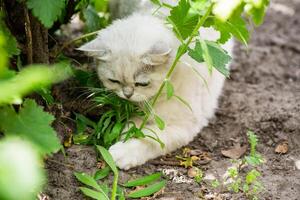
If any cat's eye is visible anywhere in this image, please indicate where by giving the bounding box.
[108,79,120,84]
[135,82,150,87]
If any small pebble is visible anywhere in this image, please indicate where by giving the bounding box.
[204,173,216,181]
[295,160,300,170]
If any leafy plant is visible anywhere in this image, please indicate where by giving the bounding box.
[0,99,61,156]
[138,0,269,130]
[75,146,165,200]
[209,131,264,200]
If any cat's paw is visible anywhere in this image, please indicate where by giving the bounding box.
[108,139,150,170]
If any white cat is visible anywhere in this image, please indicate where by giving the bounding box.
[78,8,234,169]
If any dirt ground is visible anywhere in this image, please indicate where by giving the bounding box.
[45,0,300,199]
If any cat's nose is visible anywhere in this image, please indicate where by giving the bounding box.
[122,86,134,99]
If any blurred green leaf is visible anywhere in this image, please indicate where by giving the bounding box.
[37,87,55,105]
[0,138,45,200]
[127,180,166,198]
[245,0,269,25]
[83,6,103,32]
[26,0,66,28]
[0,64,72,105]
[154,114,165,130]
[0,99,60,156]
[0,17,20,57]
[151,0,162,6]
[246,169,260,184]
[123,173,162,187]
[165,80,174,100]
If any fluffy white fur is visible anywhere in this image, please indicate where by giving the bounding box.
[79,10,234,169]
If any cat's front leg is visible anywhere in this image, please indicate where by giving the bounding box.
[109,123,200,170]
[109,136,161,170]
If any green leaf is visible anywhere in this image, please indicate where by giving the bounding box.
[94,166,110,181]
[245,0,269,25]
[96,146,118,174]
[104,122,123,145]
[74,172,103,192]
[75,113,97,129]
[225,16,249,46]
[199,39,213,74]
[188,40,231,77]
[127,180,166,198]
[0,64,72,105]
[83,6,103,32]
[165,80,174,100]
[26,0,66,28]
[154,114,165,130]
[123,173,162,187]
[0,18,20,56]
[79,187,108,200]
[168,0,199,40]
[0,99,60,155]
[37,87,55,105]
[117,187,126,200]
[246,169,260,184]
[150,0,161,6]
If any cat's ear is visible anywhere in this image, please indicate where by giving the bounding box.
[141,43,172,66]
[77,39,111,61]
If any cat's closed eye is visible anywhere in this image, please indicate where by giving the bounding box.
[135,82,150,87]
[108,79,120,84]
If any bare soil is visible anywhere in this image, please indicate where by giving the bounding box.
[45,1,300,199]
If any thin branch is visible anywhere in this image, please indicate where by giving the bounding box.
[24,5,33,64]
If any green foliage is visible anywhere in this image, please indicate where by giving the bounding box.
[97,146,119,200]
[76,147,166,200]
[26,0,66,28]
[0,17,20,57]
[245,0,269,25]
[245,131,264,166]
[211,131,264,199]
[168,0,199,40]
[83,5,107,32]
[123,173,162,187]
[74,172,109,200]
[0,99,61,156]
[0,64,72,105]
[165,80,174,100]
[211,179,220,188]
[188,40,231,77]
[94,166,110,181]
[127,180,166,199]
[154,114,165,130]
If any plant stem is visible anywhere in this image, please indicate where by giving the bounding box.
[111,172,118,200]
[139,5,213,130]
[55,30,100,57]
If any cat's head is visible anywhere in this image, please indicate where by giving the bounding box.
[78,14,176,102]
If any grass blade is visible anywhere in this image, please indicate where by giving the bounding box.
[123,173,162,187]
[94,166,110,180]
[79,187,108,200]
[154,114,165,130]
[127,180,166,198]
[96,146,118,174]
[96,145,119,200]
[74,172,103,192]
